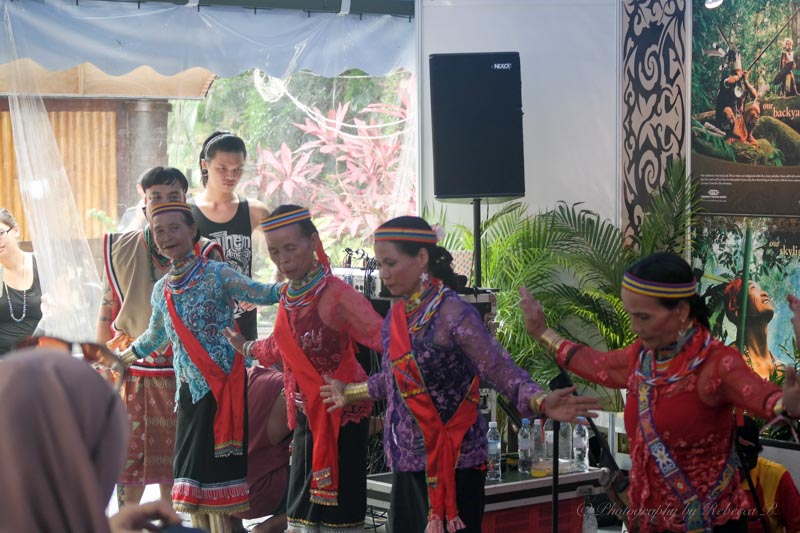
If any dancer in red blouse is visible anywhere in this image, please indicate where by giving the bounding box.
[520,252,800,533]
[224,205,383,533]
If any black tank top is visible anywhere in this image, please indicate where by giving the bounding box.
[0,256,43,355]
[191,196,258,340]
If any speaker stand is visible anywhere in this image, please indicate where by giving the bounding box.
[472,198,482,287]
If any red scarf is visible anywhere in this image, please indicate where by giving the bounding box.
[165,290,245,457]
[273,303,359,506]
[390,302,480,533]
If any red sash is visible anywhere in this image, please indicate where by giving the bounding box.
[165,290,245,457]
[273,303,359,506]
[390,302,480,533]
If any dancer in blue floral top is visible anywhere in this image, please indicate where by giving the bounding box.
[121,202,282,533]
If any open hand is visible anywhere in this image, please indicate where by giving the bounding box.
[320,376,347,412]
[222,327,246,353]
[542,386,601,424]
[519,286,548,339]
[108,499,181,532]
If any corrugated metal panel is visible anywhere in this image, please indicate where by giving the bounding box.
[0,110,117,240]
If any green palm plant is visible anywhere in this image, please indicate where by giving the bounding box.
[445,159,697,411]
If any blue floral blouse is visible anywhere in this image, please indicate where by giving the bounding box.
[133,259,282,404]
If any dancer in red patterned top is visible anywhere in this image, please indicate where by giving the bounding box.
[520,252,800,532]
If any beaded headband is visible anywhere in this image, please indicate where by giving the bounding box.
[260,208,312,232]
[150,202,194,219]
[373,227,438,244]
[622,272,697,299]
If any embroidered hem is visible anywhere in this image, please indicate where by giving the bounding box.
[172,477,249,513]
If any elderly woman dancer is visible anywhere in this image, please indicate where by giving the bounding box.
[122,202,283,533]
[321,216,600,533]
[520,251,800,532]
[224,205,384,533]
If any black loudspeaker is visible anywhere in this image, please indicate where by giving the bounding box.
[429,52,525,203]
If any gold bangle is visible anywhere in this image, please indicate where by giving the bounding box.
[538,328,565,357]
[344,382,371,403]
[531,391,548,416]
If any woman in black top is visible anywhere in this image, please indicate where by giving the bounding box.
[0,208,42,354]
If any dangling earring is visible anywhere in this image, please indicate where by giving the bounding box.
[419,271,429,293]
[676,318,693,348]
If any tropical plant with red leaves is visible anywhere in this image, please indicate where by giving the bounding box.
[244,81,416,245]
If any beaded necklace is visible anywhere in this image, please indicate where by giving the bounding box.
[3,280,26,322]
[144,226,171,282]
[405,278,445,333]
[635,327,713,386]
[167,254,204,293]
[283,262,328,310]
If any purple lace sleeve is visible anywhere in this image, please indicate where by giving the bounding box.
[440,297,542,418]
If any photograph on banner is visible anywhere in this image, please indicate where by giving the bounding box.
[691,0,800,216]
[692,215,800,383]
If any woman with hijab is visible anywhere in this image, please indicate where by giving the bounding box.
[0,347,181,532]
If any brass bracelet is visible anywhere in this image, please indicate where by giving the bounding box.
[538,328,565,357]
[344,382,371,403]
[531,391,548,416]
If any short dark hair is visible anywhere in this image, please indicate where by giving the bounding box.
[198,131,247,187]
[376,216,465,291]
[267,204,318,238]
[138,166,189,193]
[0,208,17,230]
[625,252,710,329]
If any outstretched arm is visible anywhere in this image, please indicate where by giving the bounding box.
[519,287,631,388]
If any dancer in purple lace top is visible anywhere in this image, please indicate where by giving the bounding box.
[321,216,600,533]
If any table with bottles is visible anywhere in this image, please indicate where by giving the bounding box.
[366,467,603,514]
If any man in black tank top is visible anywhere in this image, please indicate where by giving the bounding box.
[192,197,259,339]
[193,132,270,341]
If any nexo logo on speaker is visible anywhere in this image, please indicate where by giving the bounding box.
[492,63,512,70]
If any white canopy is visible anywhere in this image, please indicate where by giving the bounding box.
[1,0,415,78]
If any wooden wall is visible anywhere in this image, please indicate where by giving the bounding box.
[0,101,118,241]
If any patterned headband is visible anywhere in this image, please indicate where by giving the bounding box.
[374,227,438,244]
[260,208,312,232]
[622,272,697,299]
[150,202,194,219]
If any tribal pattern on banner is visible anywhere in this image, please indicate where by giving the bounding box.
[621,0,688,240]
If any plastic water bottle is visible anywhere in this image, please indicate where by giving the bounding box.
[517,418,532,474]
[486,421,502,482]
[532,419,544,465]
[543,418,554,461]
[558,421,572,461]
[582,502,599,532]
[573,419,589,472]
